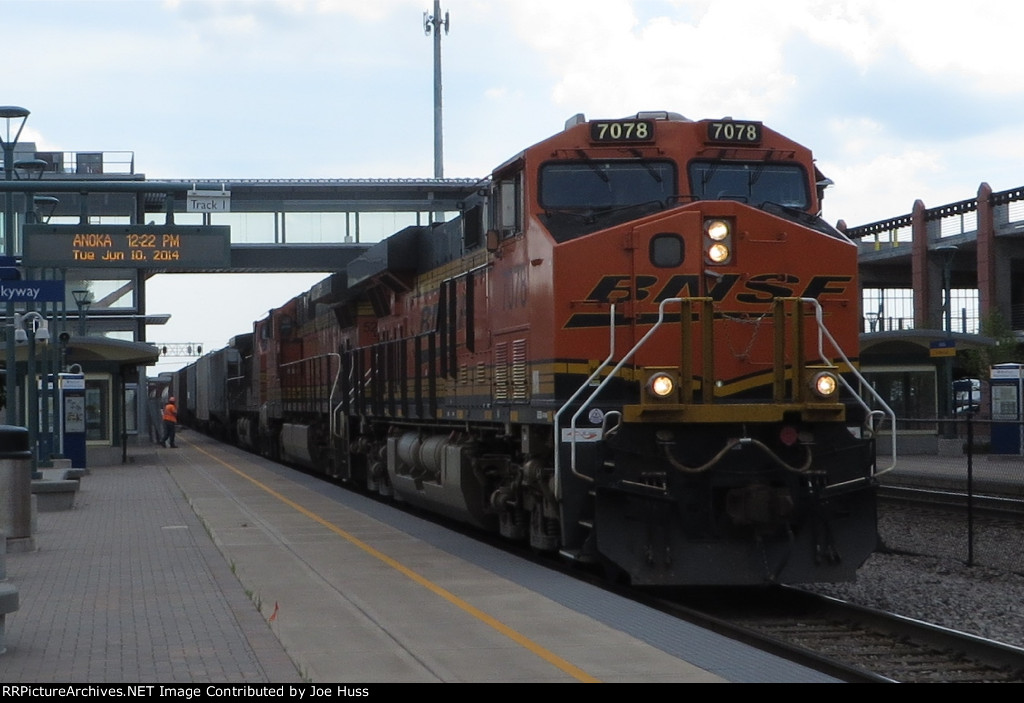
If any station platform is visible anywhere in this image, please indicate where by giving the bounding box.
[1,431,838,683]
[877,448,1024,495]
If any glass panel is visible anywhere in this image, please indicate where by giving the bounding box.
[498,177,521,234]
[861,287,914,332]
[541,161,675,209]
[215,212,277,243]
[358,212,423,243]
[864,369,936,420]
[688,162,808,208]
[124,385,137,434]
[64,274,135,311]
[284,212,355,243]
[85,378,109,442]
[539,161,676,242]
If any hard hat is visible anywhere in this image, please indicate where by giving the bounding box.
[169,397,176,403]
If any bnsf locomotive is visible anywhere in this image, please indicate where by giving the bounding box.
[175,112,891,586]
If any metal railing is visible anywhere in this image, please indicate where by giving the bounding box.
[879,415,1024,572]
[3,150,137,176]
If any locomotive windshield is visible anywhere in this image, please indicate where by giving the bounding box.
[688,161,809,209]
[539,159,677,242]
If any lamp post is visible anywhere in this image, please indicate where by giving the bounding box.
[0,106,29,426]
[15,311,49,475]
[15,160,56,467]
[72,289,92,337]
[936,244,959,435]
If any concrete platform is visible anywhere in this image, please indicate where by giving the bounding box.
[1,432,839,683]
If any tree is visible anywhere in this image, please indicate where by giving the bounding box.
[960,310,1023,379]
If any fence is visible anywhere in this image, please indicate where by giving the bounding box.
[878,416,1024,572]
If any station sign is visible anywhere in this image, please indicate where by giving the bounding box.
[186,189,231,213]
[22,224,231,269]
[929,339,957,358]
[0,279,65,303]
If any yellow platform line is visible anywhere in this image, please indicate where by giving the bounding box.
[188,439,602,683]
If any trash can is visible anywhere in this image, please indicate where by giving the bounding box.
[0,426,32,542]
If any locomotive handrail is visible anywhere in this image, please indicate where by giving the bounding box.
[557,297,897,493]
[279,353,343,442]
[796,297,897,478]
[553,304,617,494]
[564,297,684,486]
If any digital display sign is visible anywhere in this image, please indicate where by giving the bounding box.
[23,225,231,269]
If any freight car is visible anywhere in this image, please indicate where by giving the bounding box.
[178,112,894,586]
[172,345,239,438]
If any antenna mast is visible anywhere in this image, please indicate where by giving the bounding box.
[423,1,449,180]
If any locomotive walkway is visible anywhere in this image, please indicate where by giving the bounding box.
[1,431,842,683]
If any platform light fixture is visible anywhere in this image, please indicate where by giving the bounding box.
[14,311,49,475]
[72,289,92,337]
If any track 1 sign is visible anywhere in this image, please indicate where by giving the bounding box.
[23,225,231,269]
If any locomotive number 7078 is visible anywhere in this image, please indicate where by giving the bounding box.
[707,121,762,144]
[590,120,653,142]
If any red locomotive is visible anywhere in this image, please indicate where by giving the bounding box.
[181,112,888,585]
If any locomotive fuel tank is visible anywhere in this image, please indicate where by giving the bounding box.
[385,431,495,530]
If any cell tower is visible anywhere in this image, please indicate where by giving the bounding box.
[423,1,449,180]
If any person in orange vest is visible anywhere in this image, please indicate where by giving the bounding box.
[161,396,178,448]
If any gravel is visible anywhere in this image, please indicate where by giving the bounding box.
[801,504,1024,649]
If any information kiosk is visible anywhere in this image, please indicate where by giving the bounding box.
[990,363,1024,455]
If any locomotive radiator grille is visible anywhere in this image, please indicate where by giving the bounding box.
[494,339,530,403]
[494,342,508,401]
[511,339,529,402]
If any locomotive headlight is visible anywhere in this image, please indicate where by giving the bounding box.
[707,242,731,263]
[704,218,733,264]
[647,372,676,399]
[705,219,730,240]
[810,371,839,399]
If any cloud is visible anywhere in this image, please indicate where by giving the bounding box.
[799,1,1024,93]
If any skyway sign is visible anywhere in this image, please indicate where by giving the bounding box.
[0,280,64,302]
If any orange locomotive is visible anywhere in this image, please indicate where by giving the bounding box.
[199,112,890,586]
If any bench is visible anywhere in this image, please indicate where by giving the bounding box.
[31,479,78,511]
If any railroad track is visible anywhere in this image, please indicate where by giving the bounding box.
[879,483,1024,517]
[371,477,1024,681]
[307,455,1024,681]
[652,586,1024,682]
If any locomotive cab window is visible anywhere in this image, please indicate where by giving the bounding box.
[463,204,484,249]
[539,159,677,242]
[494,173,522,239]
[688,161,809,210]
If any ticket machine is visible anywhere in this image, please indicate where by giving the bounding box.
[989,364,1023,455]
[56,372,87,468]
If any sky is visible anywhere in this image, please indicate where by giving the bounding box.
[4,0,1024,372]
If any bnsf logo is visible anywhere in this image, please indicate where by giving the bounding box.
[584,273,852,304]
[564,273,853,328]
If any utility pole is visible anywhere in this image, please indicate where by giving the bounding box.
[423,1,449,180]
